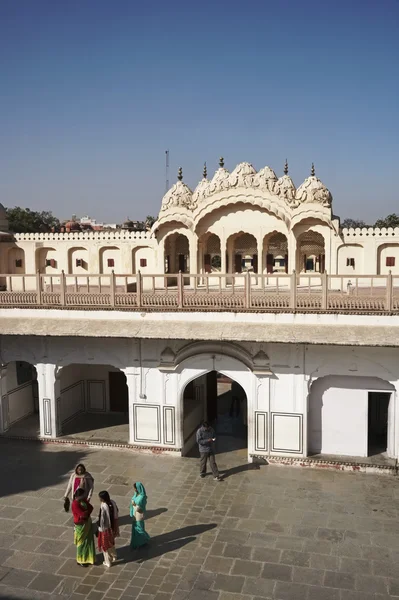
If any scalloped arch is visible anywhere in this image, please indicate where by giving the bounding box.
[193,192,291,232]
[290,210,334,229]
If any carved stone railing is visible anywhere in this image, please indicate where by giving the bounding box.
[0,271,397,314]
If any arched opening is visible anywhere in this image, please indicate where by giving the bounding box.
[164,233,190,274]
[7,247,25,274]
[297,231,325,273]
[132,246,152,274]
[377,243,399,275]
[182,370,247,458]
[35,247,58,273]
[263,232,288,274]
[199,233,221,273]
[68,247,89,274]
[308,375,395,460]
[1,361,39,438]
[58,363,129,443]
[337,244,364,274]
[227,233,257,274]
[99,246,120,274]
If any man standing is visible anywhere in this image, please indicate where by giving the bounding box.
[196,421,221,481]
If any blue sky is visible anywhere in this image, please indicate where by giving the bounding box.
[0,0,398,223]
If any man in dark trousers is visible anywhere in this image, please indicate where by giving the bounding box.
[196,421,221,481]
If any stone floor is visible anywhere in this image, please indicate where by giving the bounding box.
[1,437,399,600]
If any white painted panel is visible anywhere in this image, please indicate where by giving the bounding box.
[255,411,267,451]
[163,406,175,445]
[134,405,160,443]
[8,383,34,425]
[87,380,106,412]
[272,413,302,453]
[59,381,84,424]
[315,387,367,457]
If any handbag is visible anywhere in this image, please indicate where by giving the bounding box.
[64,497,70,513]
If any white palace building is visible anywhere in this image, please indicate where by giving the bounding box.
[1,159,399,470]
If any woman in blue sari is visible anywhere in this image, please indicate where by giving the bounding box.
[130,482,150,550]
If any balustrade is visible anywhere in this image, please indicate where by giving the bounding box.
[0,270,396,313]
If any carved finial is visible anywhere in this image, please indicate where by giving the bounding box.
[219,157,224,168]
[203,162,207,179]
[311,162,315,177]
[284,159,288,176]
[177,167,183,181]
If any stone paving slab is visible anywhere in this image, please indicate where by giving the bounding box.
[0,439,399,599]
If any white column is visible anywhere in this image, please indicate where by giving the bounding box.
[36,363,59,438]
[189,238,198,288]
[288,233,297,273]
[220,235,227,279]
[257,234,263,277]
[124,368,137,445]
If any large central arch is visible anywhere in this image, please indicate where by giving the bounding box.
[176,352,255,458]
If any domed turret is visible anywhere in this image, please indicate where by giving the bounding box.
[228,162,257,188]
[160,167,193,212]
[296,164,332,207]
[274,160,297,204]
[192,163,210,207]
[254,166,278,192]
[204,157,230,197]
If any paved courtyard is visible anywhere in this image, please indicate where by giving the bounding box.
[0,439,399,600]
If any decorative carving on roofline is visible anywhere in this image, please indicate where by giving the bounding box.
[160,180,194,212]
[274,174,298,206]
[155,160,334,229]
[296,166,332,207]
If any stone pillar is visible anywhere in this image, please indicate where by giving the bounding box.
[189,238,198,274]
[323,231,331,274]
[124,368,137,445]
[189,238,198,288]
[220,235,227,284]
[36,363,59,438]
[288,233,297,273]
[257,235,264,277]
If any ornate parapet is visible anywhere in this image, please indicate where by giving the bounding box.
[13,230,154,242]
[342,227,399,238]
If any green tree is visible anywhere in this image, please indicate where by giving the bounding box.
[6,207,60,233]
[374,214,399,228]
[341,218,367,229]
[145,215,156,228]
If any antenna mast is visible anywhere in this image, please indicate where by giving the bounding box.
[165,150,170,193]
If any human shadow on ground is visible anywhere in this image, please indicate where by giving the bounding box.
[117,523,217,564]
[0,439,88,498]
[118,507,168,526]
[219,461,264,480]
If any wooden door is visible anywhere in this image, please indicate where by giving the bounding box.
[204,253,211,273]
[234,254,242,273]
[266,254,274,273]
[252,254,258,273]
[109,372,128,412]
[178,254,186,272]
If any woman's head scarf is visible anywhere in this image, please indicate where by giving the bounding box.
[134,482,147,511]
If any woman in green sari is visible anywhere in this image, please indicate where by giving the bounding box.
[72,488,96,566]
[130,482,150,550]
